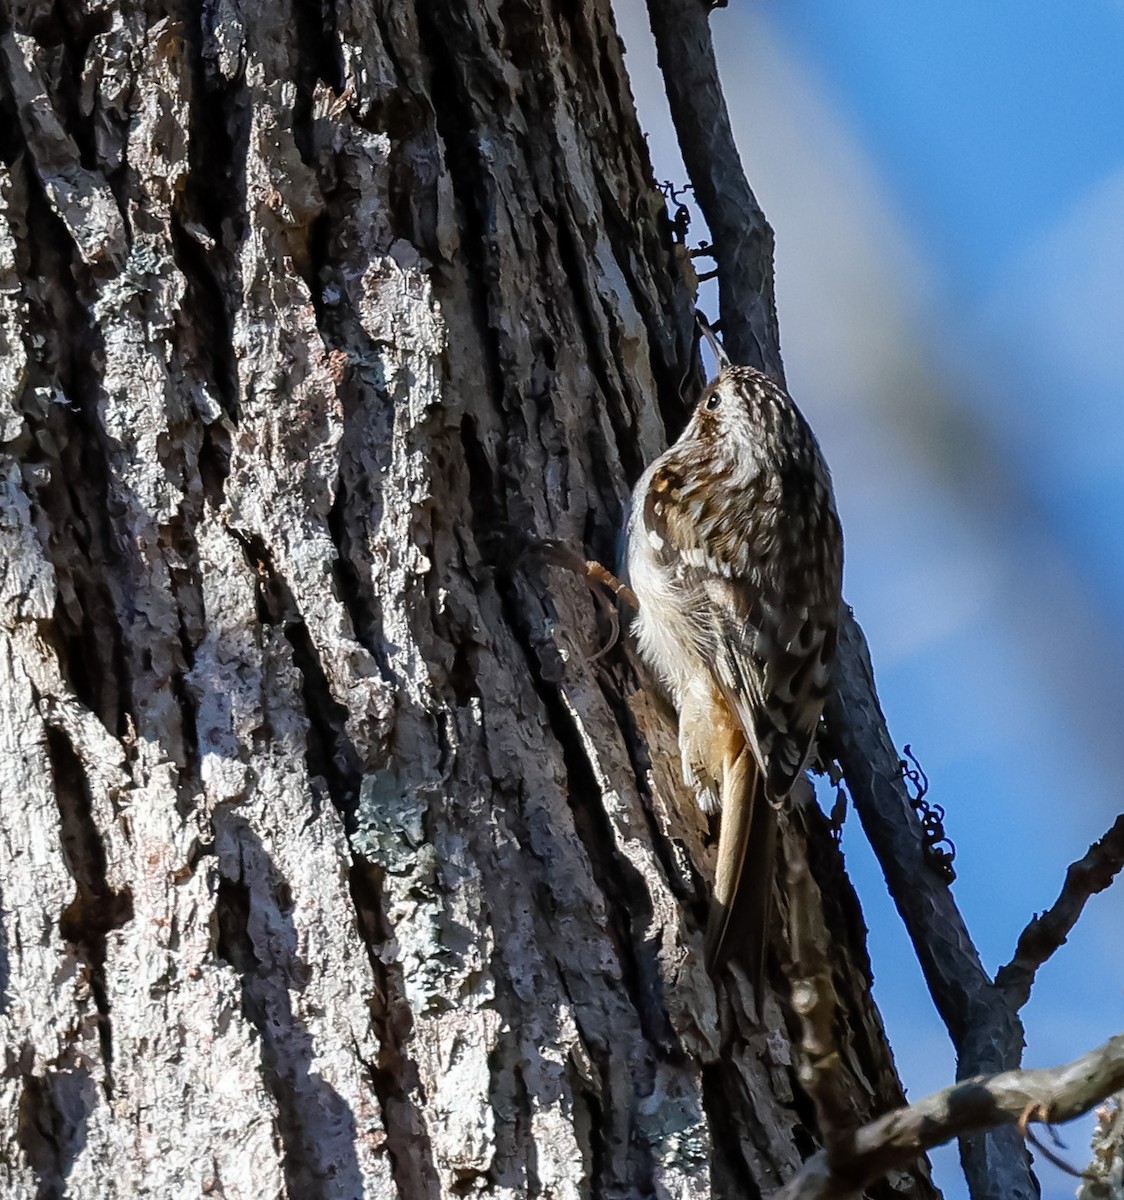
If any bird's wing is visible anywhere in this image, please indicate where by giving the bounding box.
[652,470,838,799]
[704,572,836,800]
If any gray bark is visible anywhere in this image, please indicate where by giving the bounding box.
[0,2,935,1197]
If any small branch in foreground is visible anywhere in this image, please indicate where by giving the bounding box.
[996,813,1124,1011]
[775,1034,1124,1200]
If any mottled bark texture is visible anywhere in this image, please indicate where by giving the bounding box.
[0,2,932,1197]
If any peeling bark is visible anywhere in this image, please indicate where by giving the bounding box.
[0,2,935,1197]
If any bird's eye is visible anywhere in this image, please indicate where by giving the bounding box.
[705,391,721,410]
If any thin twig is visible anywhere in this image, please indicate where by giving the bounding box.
[774,1034,1124,1200]
[996,813,1124,1010]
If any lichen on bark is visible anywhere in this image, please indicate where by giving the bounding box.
[0,3,933,1198]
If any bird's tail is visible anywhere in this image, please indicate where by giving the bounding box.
[705,748,776,1014]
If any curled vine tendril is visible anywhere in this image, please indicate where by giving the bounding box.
[901,744,956,883]
[658,180,693,244]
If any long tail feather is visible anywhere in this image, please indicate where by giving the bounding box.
[705,750,775,1015]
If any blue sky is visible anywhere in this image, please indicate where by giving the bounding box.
[771,1,1124,286]
[614,4,1124,1197]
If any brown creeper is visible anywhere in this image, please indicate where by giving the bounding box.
[627,365,843,991]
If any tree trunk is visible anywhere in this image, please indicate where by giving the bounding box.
[0,2,936,1197]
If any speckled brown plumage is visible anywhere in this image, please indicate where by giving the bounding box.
[628,365,843,1001]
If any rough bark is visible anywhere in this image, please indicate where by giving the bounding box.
[0,2,934,1197]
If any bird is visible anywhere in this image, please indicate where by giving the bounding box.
[626,358,843,1001]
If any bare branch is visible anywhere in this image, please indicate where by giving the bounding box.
[776,1034,1124,1200]
[644,0,784,379]
[823,619,997,1046]
[823,616,1035,1194]
[996,814,1124,1010]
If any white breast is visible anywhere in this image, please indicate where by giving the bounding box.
[625,462,703,704]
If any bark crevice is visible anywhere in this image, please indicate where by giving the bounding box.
[214,830,368,1200]
[5,146,126,731]
[16,1063,97,1200]
[179,2,250,439]
[45,725,133,1099]
[350,859,443,1200]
